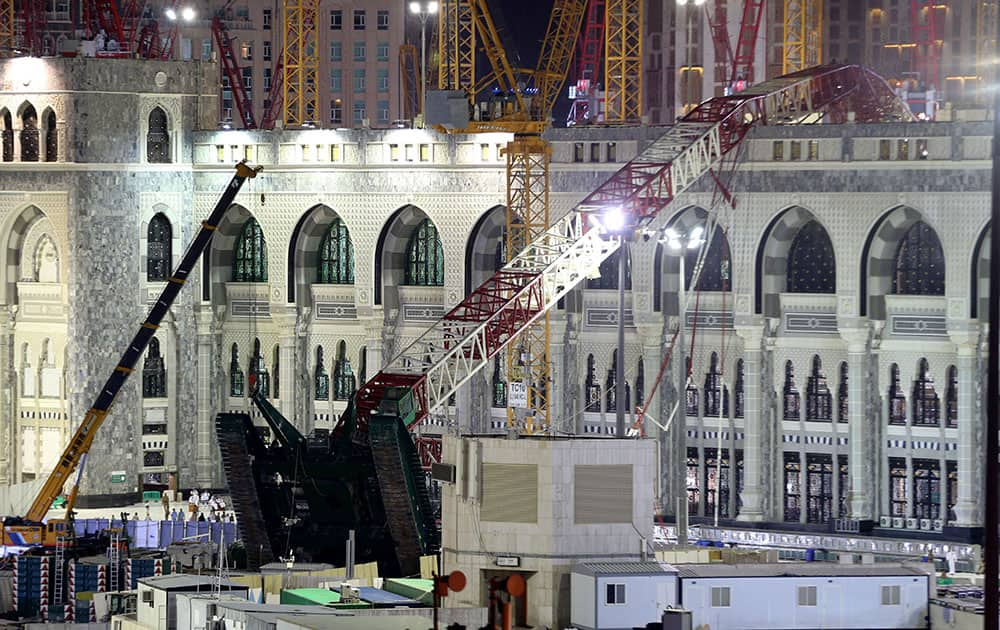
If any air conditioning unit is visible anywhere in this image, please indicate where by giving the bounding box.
[906,518,919,529]
[920,518,932,530]
[892,517,904,528]
[933,519,943,531]
[879,516,892,528]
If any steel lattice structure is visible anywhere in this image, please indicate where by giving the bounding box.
[400,44,421,121]
[531,0,587,121]
[212,17,257,128]
[437,0,475,92]
[282,0,319,127]
[782,0,822,74]
[978,0,998,100]
[731,0,765,85]
[911,0,944,91]
[342,65,913,446]
[604,0,642,122]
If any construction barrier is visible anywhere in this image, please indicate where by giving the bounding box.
[72,519,238,549]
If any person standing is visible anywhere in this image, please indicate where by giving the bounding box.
[161,492,170,519]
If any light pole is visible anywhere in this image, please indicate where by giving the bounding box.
[164,6,196,59]
[676,0,705,116]
[409,1,438,126]
[599,207,632,439]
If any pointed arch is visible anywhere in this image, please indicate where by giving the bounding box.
[333,340,355,400]
[42,107,56,162]
[584,354,600,412]
[888,363,906,425]
[861,206,940,318]
[205,204,257,304]
[249,338,270,396]
[147,213,172,281]
[892,220,945,296]
[318,218,355,284]
[0,205,55,304]
[233,216,268,282]
[787,220,836,293]
[491,354,506,408]
[782,360,800,420]
[229,343,244,397]
[375,204,435,311]
[972,222,990,320]
[147,106,171,163]
[404,218,444,286]
[464,205,507,296]
[912,358,940,426]
[703,351,728,417]
[805,355,832,421]
[654,206,730,315]
[288,205,352,305]
[0,108,12,162]
[143,337,166,397]
[314,346,330,401]
[19,103,38,162]
[756,206,835,316]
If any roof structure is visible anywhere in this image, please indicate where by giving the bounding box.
[139,574,249,591]
[677,563,933,579]
[574,562,677,576]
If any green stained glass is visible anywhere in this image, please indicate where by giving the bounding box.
[318,218,355,284]
[234,217,268,282]
[405,219,444,286]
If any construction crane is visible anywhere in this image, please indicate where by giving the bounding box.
[282,0,319,127]
[604,0,641,122]
[437,0,475,92]
[212,16,257,128]
[977,0,998,101]
[0,0,12,56]
[400,44,421,122]
[1,162,261,548]
[567,0,606,125]
[782,0,822,74]
[705,0,766,95]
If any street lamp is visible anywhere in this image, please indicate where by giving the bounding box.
[165,6,196,22]
[409,1,438,126]
[597,206,633,439]
[677,0,706,116]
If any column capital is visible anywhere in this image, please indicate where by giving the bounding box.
[636,322,662,341]
[838,323,870,352]
[195,304,221,332]
[271,304,299,331]
[733,318,765,346]
[947,319,981,356]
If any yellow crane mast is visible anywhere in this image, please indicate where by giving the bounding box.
[604,0,642,123]
[438,0,475,91]
[0,0,12,56]
[283,0,319,127]
[978,0,998,99]
[783,0,822,74]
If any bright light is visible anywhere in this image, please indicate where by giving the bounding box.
[428,1,438,13]
[409,1,421,13]
[689,226,704,241]
[601,207,626,233]
[164,7,177,20]
[667,239,682,251]
[181,6,195,21]
[676,0,687,4]
[663,228,679,241]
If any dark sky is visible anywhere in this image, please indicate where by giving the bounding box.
[491,0,555,65]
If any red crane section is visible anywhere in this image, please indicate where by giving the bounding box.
[86,0,126,47]
[911,0,943,91]
[568,0,606,124]
[212,16,258,128]
[260,52,285,130]
[731,0,765,86]
[705,1,733,92]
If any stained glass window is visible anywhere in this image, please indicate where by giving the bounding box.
[892,220,945,295]
[147,214,172,281]
[946,460,957,522]
[945,365,957,428]
[684,229,731,291]
[888,363,906,425]
[704,448,730,519]
[249,338,270,397]
[147,107,170,163]
[272,346,280,399]
[838,455,848,517]
[44,110,56,162]
[20,105,38,162]
[787,220,836,293]
[837,362,848,424]
[318,218,355,284]
[314,346,329,401]
[229,343,244,397]
[492,355,506,408]
[142,337,166,398]
[144,451,165,467]
[606,350,619,412]
[703,352,729,417]
[806,453,833,524]
[783,452,801,522]
[404,218,444,286]
[805,355,832,421]
[1,111,11,162]
[687,447,700,515]
[912,358,940,427]
[587,248,632,290]
[358,346,367,383]
[889,457,907,517]
[234,217,268,282]
[734,359,745,418]
[584,354,601,412]
[685,381,700,416]
[913,458,941,520]
[783,360,800,420]
[635,360,645,410]
[333,341,355,400]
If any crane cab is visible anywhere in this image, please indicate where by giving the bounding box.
[2,518,70,547]
[375,386,416,426]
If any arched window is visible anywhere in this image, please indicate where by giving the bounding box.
[734,359,745,418]
[684,228,731,291]
[605,350,619,412]
[358,346,367,384]
[782,360,800,420]
[229,343,244,397]
[20,105,38,162]
[587,248,632,290]
[912,358,939,426]
[685,380,700,416]
[493,234,507,272]
[1,110,12,162]
[635,360,645,410]
[142,337,166,398]
[333,340,355,400]
[314,347,329,401]
[318,218,355,284]
[703,352,728,417]
[233,217,268,282]
[272,346,280,399]
[787,220,836,293]
[584,354,601,412]
[491,355,506,408]
[837,361,848,423]
[147,214,172,281]
[893,220,945,295]
[249,338,270,397]
[43,110,56,162]
[404,218,444,286]
[946,365,957,428]
[805,355,832,421]
[888,363,906,425]
[147,107,171,163]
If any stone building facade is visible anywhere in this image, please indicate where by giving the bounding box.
[0,57,990,543]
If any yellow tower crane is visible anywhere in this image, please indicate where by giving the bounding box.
[0,0,12,56]
[783,0,822,74]
[433,0,586,433]
[978,0,998,100]
[283,0,319,127]
[604,0,642,122]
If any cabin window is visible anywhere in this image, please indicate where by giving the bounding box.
[711,587,730,607]
[604,583,625,605]
[797,585,817,607]
[881,585,901,606]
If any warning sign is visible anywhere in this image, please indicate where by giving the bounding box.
[508,381,528,408]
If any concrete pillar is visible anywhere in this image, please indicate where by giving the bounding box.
[949,323,981,527]
[365,309,385,372]
[839,325,874,521]
[637,322,663,502]
[273,307,298,430]
[194,306,217,486]
[0,307,10,484]
[734,323,765,521]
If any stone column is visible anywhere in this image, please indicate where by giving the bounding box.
[548,312,567,434]
[948,322,981,527]
[194,305,217,486]
[0,307,10,484]
[365,308,385,372]
[839,325,873,521]
[636,321,664,502]
[273,307,298,429]
[734,322,765,521]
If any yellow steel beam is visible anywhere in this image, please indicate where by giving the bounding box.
[531,0,588,121]
[0,0,11,57]
[505,136,551,433]
[437,0,475,91]
[283,0,319,127]
[604,0,642,123]
[783,0,822,74]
